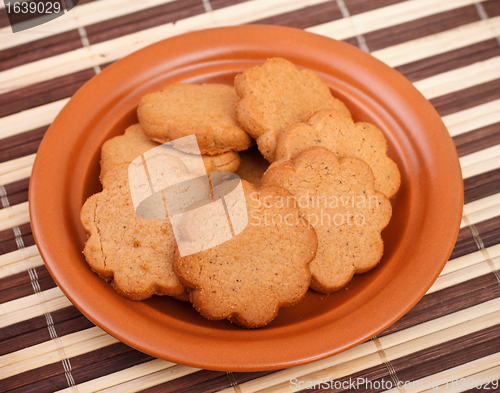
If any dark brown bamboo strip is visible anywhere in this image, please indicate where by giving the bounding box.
[0,222,32,244]
[392,323,500,384]
[343,37,361,49]
[2,178,30,196]
[449,227,477,260]
[0,361,67,393]
[210,0,251,11]
[0,266,56,303]
[69,342,153,386]
[343,0,406,16]
[430,78,500,117]
[230,370,278,385]
[86,0,205,46]
[298,363,392,393]
[0,30,83,73]
[379,273,500,337]
[0,314,94,357]
[0,234,35,255]
[362,5,481,52]
[464,167,500,204]
[454,122,500,157]
[137,370,230,393]
[476,215,500,249]
[250,2,342,29]
[0,8,9,29]
[484,0,500,18]
[0,189,29,209]
[395,39,500,83]
[0,222,35,255]
[0,68,94,118]
[0,306,84,344]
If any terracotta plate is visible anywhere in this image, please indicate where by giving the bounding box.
[29,25,463,371]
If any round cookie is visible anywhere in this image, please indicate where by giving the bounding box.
[261,147,392,294]
[275,109,401,198]
[173,180,318,328]
[234,57,351,162]
[137,84,253,155]
[81,163,189,301]
[100,124,241,182]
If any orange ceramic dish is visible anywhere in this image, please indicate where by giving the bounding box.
[29,25,463,371]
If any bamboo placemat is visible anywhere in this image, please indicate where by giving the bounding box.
[1,0,500,391]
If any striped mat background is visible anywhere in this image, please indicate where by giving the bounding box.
[1,0,500,391]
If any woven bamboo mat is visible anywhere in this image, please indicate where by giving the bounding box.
[1,0,500,391]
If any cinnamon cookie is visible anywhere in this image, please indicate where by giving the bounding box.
[100,124,241,182]
[81,163,189,301]
[261,147,392,294]
[234,57,351,162]
[275,109,400,198]
[137,84,253,155]
[173,180,318,328]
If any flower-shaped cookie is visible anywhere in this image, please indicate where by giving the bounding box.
[234,57,351,162]
[262,147,392,294]
[173,180,318,328]
[137,84,253,155]
[81,163,188,301]
[275,109,401,198]
[100,124,241,183]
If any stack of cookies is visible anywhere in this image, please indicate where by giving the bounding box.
[81,57,400,328]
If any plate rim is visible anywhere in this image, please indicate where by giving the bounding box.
[29,25,464,371]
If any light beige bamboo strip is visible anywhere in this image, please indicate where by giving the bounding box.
[383,354,500,392]
[306,0,487,41]
[0,326,107,368]
[463,193,500,217]
[0,244,38,267]
[460,201,500,228]
[413,55,500,100]
[0,291,71,327]
[0,286,64,316]
[257,353,384,393]
[461,192,500,228]
[382,310,500,361]
[218,299,500,393]
[460,144,500,179]
[442,98,500,137]
[0,0,490,98]
[0,254,44,279]
[0,165,32,188]
[0,99,68,141]
[0,0,179,51]
[0,245,43,280]
[372,16,500,68]
[0,201,30,232]
[426,256,500,294]
[95,364,201,393]
[53,359,179,393]
[0,154,35,176]
[0,0,328,94]
[1,332,118,379]
[441,243,500,276]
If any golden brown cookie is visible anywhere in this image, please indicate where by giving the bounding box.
[275,109,401,198]
[81,163,189,301]
[261,147,392,294]
[234,57,351,162]
[173,180,318,328]
[100,124,241,182]
[137,84,253,155]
